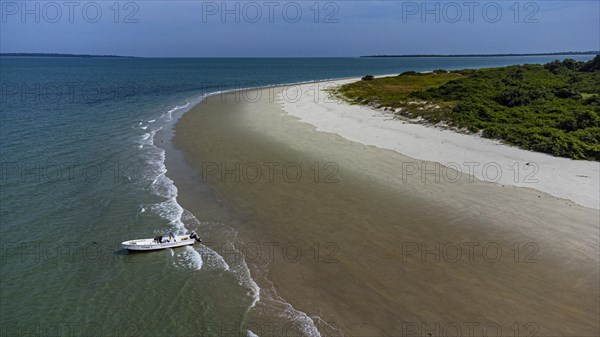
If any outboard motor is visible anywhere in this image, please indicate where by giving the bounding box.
[190,232,202,243]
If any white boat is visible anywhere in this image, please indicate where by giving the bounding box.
[122,232,202,251]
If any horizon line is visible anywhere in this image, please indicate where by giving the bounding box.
[1,51,599,59]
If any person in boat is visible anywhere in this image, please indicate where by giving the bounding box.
[168,231,176,242]
[153,235,163,244]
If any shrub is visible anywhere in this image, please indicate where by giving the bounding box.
[432,69,448,74]
[561,59,580,71]
[573,110,599,129]
[572,127,600,145]
[399,71,418,76]
[495,86,551,107]
[568,75,582,84]
[544,59,583,74]
[558,117,578,132]
[361,75,374,81]
[482,126,505,139]
[544,60,564,74]
[583,96,600,106]
[510,69,526,80]
[554,88,582,99]
[580,55,600,72]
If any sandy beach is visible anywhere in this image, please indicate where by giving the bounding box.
[172,81,600,336]
[283,78,600,210]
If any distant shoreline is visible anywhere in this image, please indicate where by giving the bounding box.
[2,51,598,59]
[0,53,136,58]
[361,51,599,58]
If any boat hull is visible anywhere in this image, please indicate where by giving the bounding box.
[122,236,197,251]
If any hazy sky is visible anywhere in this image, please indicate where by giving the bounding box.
[1,1,598,57]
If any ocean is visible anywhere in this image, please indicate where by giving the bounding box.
[0,55,594,337]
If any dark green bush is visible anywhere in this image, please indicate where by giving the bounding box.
[361,75,375,81]
[580,55,600,72]
[554,88,582,99]
[495,86,551,107]
[573,110,599,129]
[572,127,600,144]
[583,96,600,106]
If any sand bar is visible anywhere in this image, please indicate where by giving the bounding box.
[173,84,600,336]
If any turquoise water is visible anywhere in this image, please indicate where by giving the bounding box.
[0,55,594,337]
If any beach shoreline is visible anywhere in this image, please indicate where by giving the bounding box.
[281,76,600,210]
[169,79,599,336]
[172,74,599,210]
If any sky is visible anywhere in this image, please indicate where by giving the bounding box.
[0,0,599,57]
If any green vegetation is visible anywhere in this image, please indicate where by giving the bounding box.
[335,56,600,160]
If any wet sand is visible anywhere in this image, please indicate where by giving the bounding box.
[173,85,600,336]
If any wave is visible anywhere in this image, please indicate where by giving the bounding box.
[163,101,190,122]
[181,246,203,270]
[140,96,339,337]
[136,99,223,274]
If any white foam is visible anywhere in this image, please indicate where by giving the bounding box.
[150,197,184,232]
[136,129,159,148]
[183,246,203,270]
[222,241,261,308]
[268,295,324,337]
[136,107,224,275]
[147,92,347,336]
[198,244,230,271]
[164,101,190,122]
[141,99,323,331]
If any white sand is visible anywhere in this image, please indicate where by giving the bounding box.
[279,77,600,209]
